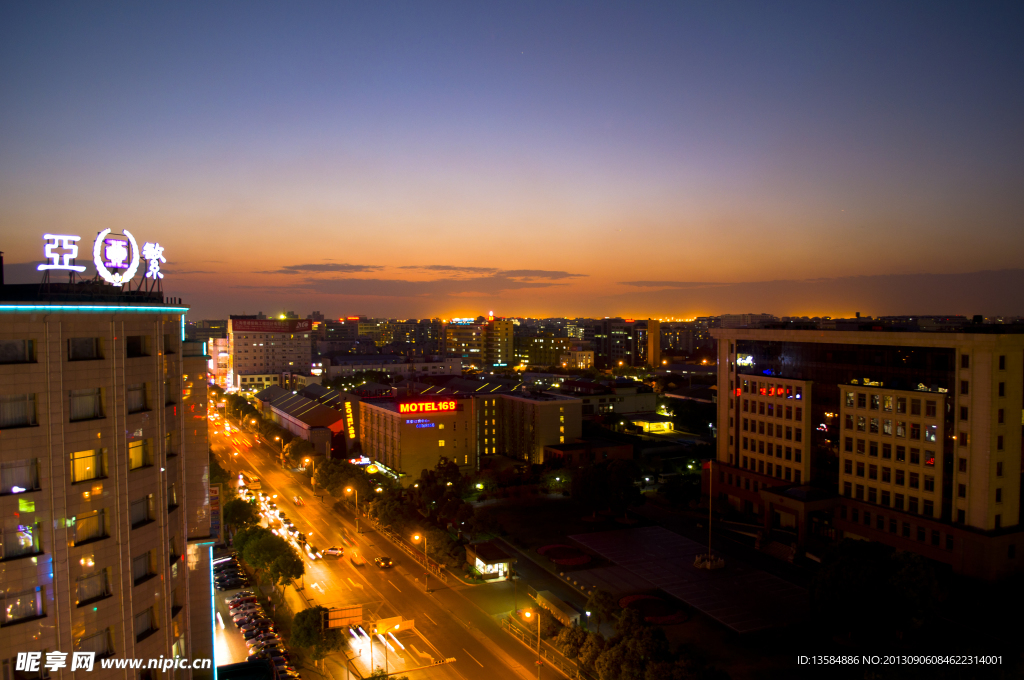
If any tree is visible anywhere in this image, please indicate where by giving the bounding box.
[291,606,343,661]
[555,625,588,659]
[284,438,316,467]
[586,589,619,631]
[223,498,260,533]
[578,632,606,671]
[369,671,408,680]
[240,529,305,585]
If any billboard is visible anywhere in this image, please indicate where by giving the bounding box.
[230,319,313,333]
[398,399,458,414]
[327,605,363,628]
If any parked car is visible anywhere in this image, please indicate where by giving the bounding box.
[241,623,275,638]
[324,546,344,558]
[374,556,393,569]
[228,597,258,609]
[215,580,249,591]
[227,591,256,601]
[246,633,281,648]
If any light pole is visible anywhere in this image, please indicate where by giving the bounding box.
[523,610,541,679]
[412,533,429,592]
[346,487,359,533]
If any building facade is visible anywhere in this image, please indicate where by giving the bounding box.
[228,317,313,389]
[712,327,1023,579]
[0,297,213,676]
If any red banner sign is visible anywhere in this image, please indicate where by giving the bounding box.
[398,399,458,414]
[231,319,313,333]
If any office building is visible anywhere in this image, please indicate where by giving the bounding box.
[588,318,661,369]
[0,285,213,674]
[712,325,1023,579]
[446,315,513,368]
[228,317,313,389]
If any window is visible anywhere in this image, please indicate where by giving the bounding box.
[882,443,891,459]
[0,339,33,364]
[132,552,154,585]
[881,490,890,506]
[869,441,878,457]
[845,391,854,407]
[845,414,854,430]
[438,440,445,447]
[896,445,906,462]
[70,388,103,421]
[168,483,178,509]
[75,509,109,545]
[959,432,968,447]
[855,484,864,500]
[844,437,853,452]
[925,401,936,418]
[68,337,102,361]
[0,394,37,428]
[785,426,793,440]
[997,408,1004,424]
[895,469,905,486]
[925,425,937,443]
[759,402,765,415]
[924,475,935,492]
[998,382,1005,397]
[125,336,149,358]
[785,406,792,419]
[126,383,147,413]
[844,459,853,474]
[960,380,969,396]
[794,428,802,443]
[995,515,1002,529]
[910,448,920,465]
[857,416,866,432]
[1,587,42,625]
[857,393,866,408]
[794,470,801,484]
[128,440,151,470]
[910,423,921,440]
[908,497,919,514]
[843,482,851,497]
[135,607,157,642]
[881,395,892,412]
[958,457,967,473]
[76,629,113,658]
[957,483,967,498]
[997,462,1003,477]
[997,435,1004,450]
[961,354,970,369]
[795,407,802,420]
[77,569,111,606]
[0,458,39,494]
[960,406,968,421]
[881,467,891,483]
[130,495,154,528]
[868,464,878,480]
[895,421,906,438]
[870,394,880,410]
[996,488,1002,503]
[909,473,919,489]
[856,462,865,477]
[894,494,904,511]
[896,397,906,414]
[998,355,1006,370]
[795,450,802,463]
[70,449,106,483]
[785,446,792,460]
[856,439,865,454]
[1,523,40,559]
[867,418,878,434]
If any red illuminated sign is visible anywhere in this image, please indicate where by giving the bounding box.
[231,319,312,333]
[398,400,457,414]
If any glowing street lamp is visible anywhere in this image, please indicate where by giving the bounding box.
[345,487,359,533]
[523,610,541,678]
[412,533,429,591]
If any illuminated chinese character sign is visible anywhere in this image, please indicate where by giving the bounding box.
[38,231,167,287]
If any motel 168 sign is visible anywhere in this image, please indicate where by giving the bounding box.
[38,230,166,287]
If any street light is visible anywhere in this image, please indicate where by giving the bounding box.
[412,533,429,592]
[345,487,359,533]
[523,610,541,679]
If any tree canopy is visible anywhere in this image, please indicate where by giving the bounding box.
[223,498,260,532]
[291,606,343,661]
[234,526,305,585]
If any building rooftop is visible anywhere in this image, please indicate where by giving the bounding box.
[467,541,514,564]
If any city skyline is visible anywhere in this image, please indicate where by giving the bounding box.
[3,3,1024,319]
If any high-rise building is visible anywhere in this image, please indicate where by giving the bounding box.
[0,288,213,674]
[712,325,1023,579]
[228,317,313,391]
[446,315,513,368]
[589,318,661,368]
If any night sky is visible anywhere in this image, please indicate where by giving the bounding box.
[2,2,1023,319]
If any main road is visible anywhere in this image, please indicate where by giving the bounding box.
[211,416,547,680]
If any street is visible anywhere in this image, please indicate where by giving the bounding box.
[212,418,548,680]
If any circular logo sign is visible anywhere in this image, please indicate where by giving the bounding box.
[93,228,141,287]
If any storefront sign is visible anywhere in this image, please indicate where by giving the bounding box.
[37,231,166,287]
[398,399,457,414]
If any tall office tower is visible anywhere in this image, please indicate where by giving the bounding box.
[590,318,661,369]
[0,288,213,675]
[446,315,512,368]
[713,325,1023,579]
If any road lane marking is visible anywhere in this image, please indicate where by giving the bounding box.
[410,644,432,660]
[463,648,484,667]
[423,612,438,626]
[347,578,363,589]
[388,579,401,592]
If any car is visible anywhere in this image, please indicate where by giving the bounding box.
[241,624,275,638]
[233,610,265,625]
[249,641,282,655]
[215,570,243,580]
[227,591,256,601]
[246,633,281,648]
[374,556,393,569]
[238,617,271,631]
[293,495,303,506]
[304,544,322,560]
[216,580,248,591]
[228,596,257,608]
[280,668,301,679]
[235,615,267,629]
[323,547,344,558]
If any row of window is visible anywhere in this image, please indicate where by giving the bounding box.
[844,414,939,441]
[0,443,173,497]
[742,420,803,441]
[840,505,954,549]
[742,400,803,420]
[843,459,936,489]
[842,483,936,517]
[0,386,177,429]
[0,335,179,365]
[741,437,804,461]
[844,439,937,466]
[740,380,803,399]
[844,391,940,416]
